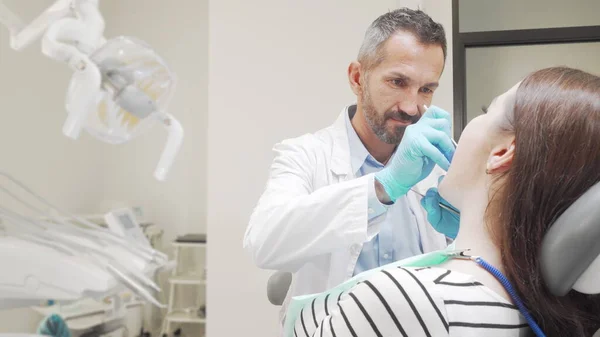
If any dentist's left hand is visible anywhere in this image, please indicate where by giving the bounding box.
[420,176,460,239]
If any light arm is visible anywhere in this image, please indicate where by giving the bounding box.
[0,0,74,51]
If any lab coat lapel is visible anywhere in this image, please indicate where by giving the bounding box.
[329,107,353,178]
[326,106,360,287]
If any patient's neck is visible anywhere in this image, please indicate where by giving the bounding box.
[438,187,513,301]
[450,189,504,274]
[442,189,512,302]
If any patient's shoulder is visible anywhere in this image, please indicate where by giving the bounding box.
[293,266,450,337]
[400,267,529,336]
[348,266,452,336]
[334,266,528,337]
[299,267,529,337]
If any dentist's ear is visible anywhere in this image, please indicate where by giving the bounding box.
[486,141,515,175]
[348,61,364,96]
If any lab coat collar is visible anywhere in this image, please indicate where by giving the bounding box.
[329,104,355,176]
[344,105,373,175]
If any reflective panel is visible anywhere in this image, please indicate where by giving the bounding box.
[459,0,600,33]
[466,42,600,123]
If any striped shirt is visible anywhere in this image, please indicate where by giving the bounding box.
[292,266,531,337]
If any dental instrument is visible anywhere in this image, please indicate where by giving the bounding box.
[0,172,169,310]
[410,188,460,216]
[449,250,546,337]
[0,170,166,263]
[0,0,183,181]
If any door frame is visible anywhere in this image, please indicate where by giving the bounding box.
[451,0,600,139]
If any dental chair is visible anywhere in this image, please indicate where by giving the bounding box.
[267,270,292,306]
[267,181,600,335]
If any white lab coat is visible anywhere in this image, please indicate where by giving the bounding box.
[244,105,449,318]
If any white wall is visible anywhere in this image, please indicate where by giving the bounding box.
[206,1,452,336]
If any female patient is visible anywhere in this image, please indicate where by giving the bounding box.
[294,67,600,337]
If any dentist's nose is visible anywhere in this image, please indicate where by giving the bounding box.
[398,94,419,116]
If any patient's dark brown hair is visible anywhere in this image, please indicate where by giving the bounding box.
[489,67,600,336]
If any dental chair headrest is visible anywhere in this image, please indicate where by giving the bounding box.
[540,181,600,296]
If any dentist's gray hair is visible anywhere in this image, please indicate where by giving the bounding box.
[358,8,447,71]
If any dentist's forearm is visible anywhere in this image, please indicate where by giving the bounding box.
[246,174,379,271]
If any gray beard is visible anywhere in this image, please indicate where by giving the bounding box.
[361,92,406,145]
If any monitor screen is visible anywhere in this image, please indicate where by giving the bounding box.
[118,214,136,229]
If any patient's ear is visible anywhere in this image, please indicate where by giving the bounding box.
[486,140,515,175]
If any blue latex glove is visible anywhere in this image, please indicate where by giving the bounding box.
[374,105,454,202]
[37,314,71,337]
[420,177,460,239]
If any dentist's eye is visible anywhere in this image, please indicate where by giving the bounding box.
[391,79,406,87]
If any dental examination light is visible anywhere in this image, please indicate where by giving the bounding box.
[0,0,183,181]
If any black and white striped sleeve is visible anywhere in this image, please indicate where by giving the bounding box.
[313,267,449,337]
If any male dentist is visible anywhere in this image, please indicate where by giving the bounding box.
[244,7,459,311]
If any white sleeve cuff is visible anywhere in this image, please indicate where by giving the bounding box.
[364,174,390,240]
[367,174,389,221]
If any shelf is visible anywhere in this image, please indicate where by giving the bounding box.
[166,310,206,324]
[169,274,206,285]
[172,241,206,248]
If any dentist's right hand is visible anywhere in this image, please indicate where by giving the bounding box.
[374,105,454,203]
